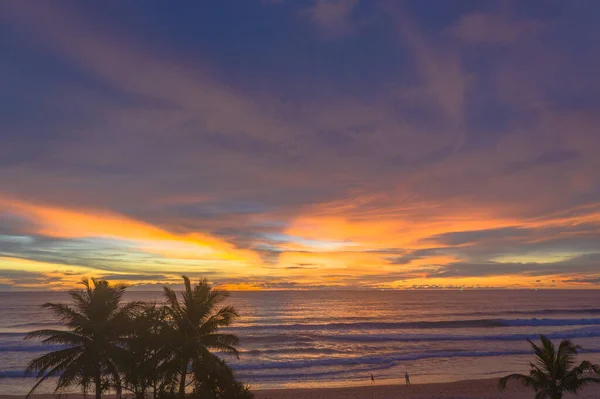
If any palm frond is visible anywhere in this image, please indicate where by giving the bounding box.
[108,300,143,326]
[25,330,86,346]
[499,373,537,391]
[163,286,182,313]
[200,306,239,334]
[25,348,82,398]
[500,335,600,398]
[556,339,579,375]
[203,333,240,355]
[40,303,89,328]
[54,355,86,392]
[530,335,555,372]
[563,376,600,394]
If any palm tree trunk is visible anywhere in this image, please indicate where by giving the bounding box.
[95,375,102,399]
[179,363,187,399]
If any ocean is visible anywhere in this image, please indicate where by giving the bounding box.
[1,290,600,395]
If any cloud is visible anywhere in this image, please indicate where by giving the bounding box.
[450,12,543,45]
[0,2,599,289]
[284,263,320,269]
[0,196,258,265]
[429,253,600,278]
[390,5,466,127]
[98,274,169,281]
[0,268,61,287]
[0,234,138,272]
[0,1,456,214]
[424,227,530,247]
[0,213,38,236]
[503,150,580,174]
[562,276,600,285]
[388,248,443,265]
[302,0,360,38]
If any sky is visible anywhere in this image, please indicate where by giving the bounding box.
[1,0,600,290]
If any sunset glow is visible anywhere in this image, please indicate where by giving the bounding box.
[1,1,599,290]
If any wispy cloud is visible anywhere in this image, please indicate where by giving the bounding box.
[0,1,599,289]
[302,0,361,38]
[450,12,543,45]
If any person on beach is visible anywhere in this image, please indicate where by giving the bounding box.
[405,372,410,386]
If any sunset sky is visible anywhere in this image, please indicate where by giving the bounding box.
[1,1,599,290]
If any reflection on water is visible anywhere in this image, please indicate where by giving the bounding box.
[1,290,600,393]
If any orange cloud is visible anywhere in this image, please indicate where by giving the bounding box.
[1,2,600,290]
[0,195,259,264]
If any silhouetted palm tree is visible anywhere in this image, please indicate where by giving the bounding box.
[192,355,253,399]
[25,278,139,399]
[499,335,600,399]
[122,303,175,399]
[163,276,240,399]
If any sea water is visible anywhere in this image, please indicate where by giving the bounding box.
[1,289,600,394]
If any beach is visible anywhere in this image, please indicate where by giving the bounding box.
[253,378,600,399]
[2,378,600,399]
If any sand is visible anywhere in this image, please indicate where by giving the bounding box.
[253,378,600,399]
[2,378,600,399]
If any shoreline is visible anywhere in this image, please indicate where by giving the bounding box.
[2,377,600,399]
[253,377,600,399]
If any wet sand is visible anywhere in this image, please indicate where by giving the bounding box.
[254,378,600,399]
[3,378,600,399]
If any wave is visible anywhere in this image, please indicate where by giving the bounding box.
[6,347,600,381]
[0,350,538,379]
[0,344,65,352]
[229,308,600,329]
[315,330,600,343]
[0,332,28,337]
[502,318,600,327]
[6,316,600,336]
[244,347,342,356]
[238,362,400,381]
[4,321,600,353]
[240,327,600,346]
[241,334,313,344]
[5,328,600,354]
[233,348,600,372]
[6,322,63,329]
[233,317,600,333]
[233,319,504,331]
[448,308,600,318]
[0,371,30,378]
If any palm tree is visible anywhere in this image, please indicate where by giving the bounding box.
[25,278,139,399]
[163,276,240,399]
[121,303,176,399]
[192,355,254,399]
[499,335,600,399]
